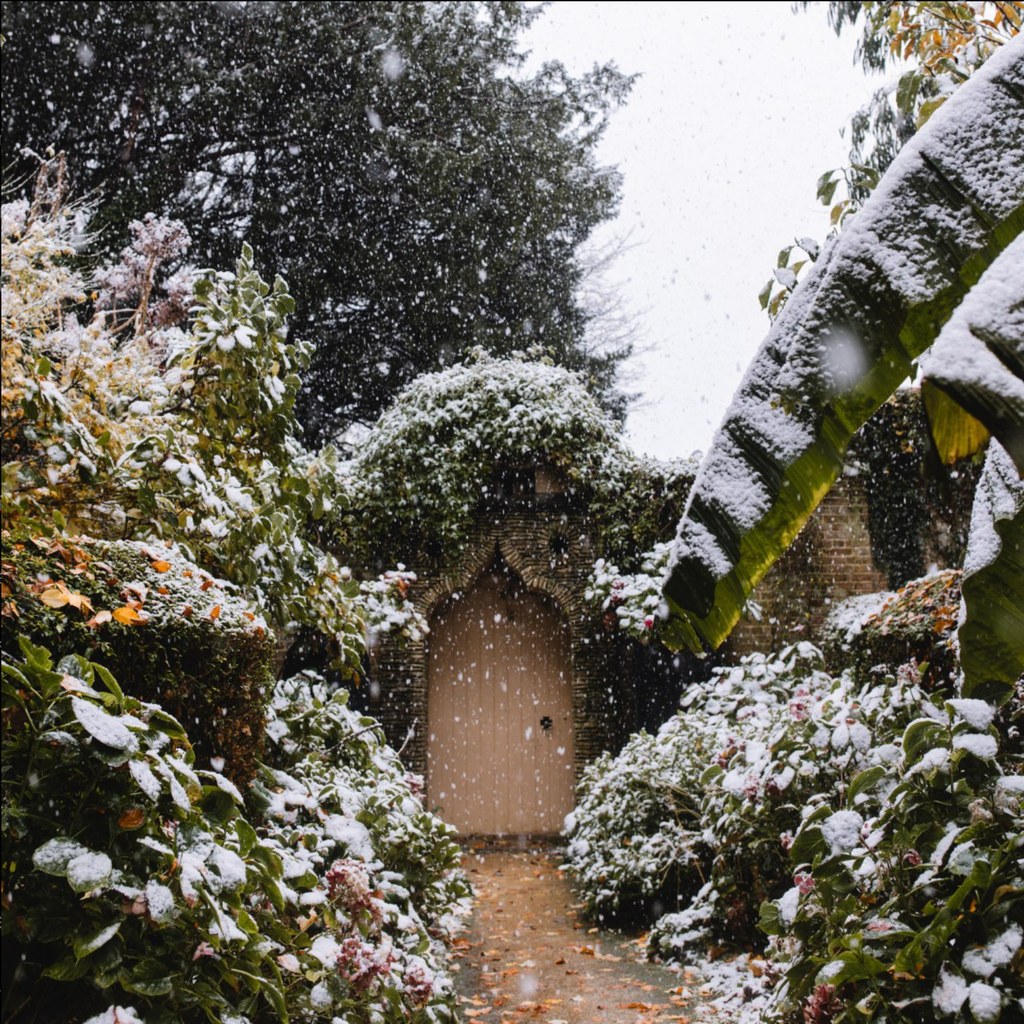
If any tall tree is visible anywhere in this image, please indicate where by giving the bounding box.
[1,1,634,442]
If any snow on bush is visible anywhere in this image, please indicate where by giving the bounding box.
[2,172,426,669]
[586,541,673,640]
[345,349,696,570]
[567,626,1022,1024]
[761,674,1022,1024]
[1,640,468,1024]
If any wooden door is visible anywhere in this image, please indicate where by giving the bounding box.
[426,566,575,834]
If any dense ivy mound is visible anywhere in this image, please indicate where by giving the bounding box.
[346,350,695,569]
[1,537,274,786]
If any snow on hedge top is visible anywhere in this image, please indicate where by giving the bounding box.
[668,39,1024,596]
[349,350,695,554]
[353,349,622,473]
[84,538,270,637]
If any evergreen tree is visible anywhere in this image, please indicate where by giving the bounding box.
[2,1,634,441]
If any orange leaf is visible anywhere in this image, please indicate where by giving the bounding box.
[200,579,213,592]
[157,586,170,595]
[112,606,142,625]
[119,808,145,830]
[181,604,193,618]
[64,590,93,614]
[150,560,172,573]
[86,610,113,628]
[209,604,221,621]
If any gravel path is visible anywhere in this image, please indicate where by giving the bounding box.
[450,846,702,1024]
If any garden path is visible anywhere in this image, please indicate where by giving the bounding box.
[450,846,702,1024]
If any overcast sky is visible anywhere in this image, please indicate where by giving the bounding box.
[525,1,882,460]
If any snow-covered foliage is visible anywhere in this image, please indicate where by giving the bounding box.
[760,673,1022,1023]
[346,349,696,569]
[1,176,419,668]
[567,626,1022,1023]
[1,640,468,1024]
[586,541,672,640]
[359,568,429,644]
[568,644,873,934]
[822,569,962,690]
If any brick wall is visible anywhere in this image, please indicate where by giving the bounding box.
[367,495,623,781]
[727,474,890,658]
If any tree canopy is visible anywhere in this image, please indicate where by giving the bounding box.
[1,1,634,442]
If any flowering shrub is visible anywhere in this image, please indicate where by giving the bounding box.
[761,680,1023,1024]
[2,642,468,1024]
[568,644,846,935]
[566,644,956,965]
[568,616,1021,1024]
[586,541,672,640]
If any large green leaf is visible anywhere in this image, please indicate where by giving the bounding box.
[920,233,1024,472]
[957,442,1024,703]
[662,40,1024,651]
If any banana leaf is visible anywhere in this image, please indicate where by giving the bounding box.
[920,233,1024,472]
[957,442,1024,704]
[662,39,1024,652]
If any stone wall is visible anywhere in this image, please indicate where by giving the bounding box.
[366,494,626,781]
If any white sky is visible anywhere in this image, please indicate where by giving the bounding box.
[524,1,882,460]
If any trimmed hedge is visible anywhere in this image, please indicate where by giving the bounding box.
[823,570,961,691]
[1,535,274,785]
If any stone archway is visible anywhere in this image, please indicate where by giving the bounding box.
[425,556,575,834]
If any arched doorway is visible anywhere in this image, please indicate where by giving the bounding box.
[426,558,575,834]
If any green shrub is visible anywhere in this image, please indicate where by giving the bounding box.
[762,684,1023,1024]
[1,536,274,786]
[566,644,945,967]
[823,571,962,691]
[1,642,469,1024]
[1,637,288,1024]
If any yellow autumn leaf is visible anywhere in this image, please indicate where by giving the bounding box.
[64,590,93,614]
[112,606,142,625]
[39,587,70,608]
[209,604,222,621]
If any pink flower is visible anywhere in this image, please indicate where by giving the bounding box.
[794,873,815,895]
[337,937,393,993]
[403,957,435,1006]
[325,859,377,919]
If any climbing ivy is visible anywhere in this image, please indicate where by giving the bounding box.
[343,351,695,573]
[853,390,979,589]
